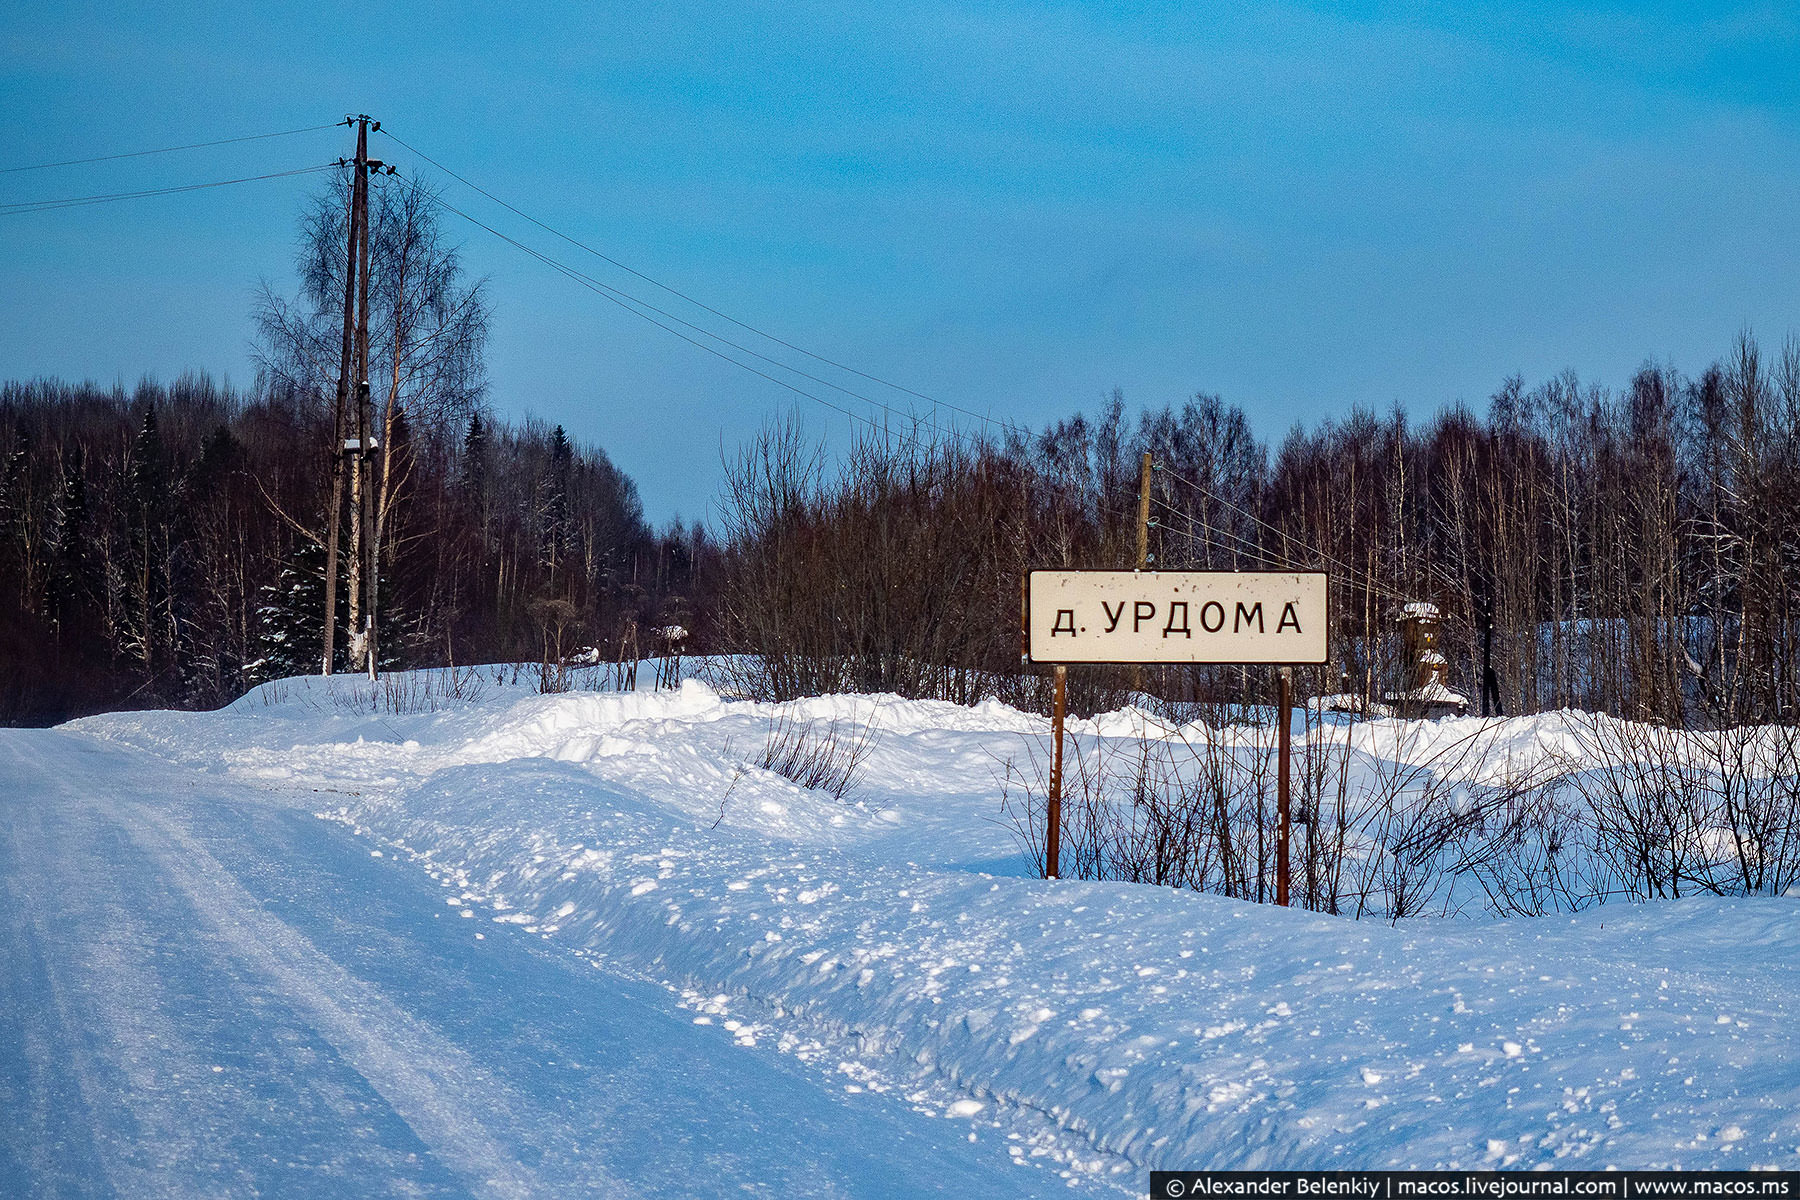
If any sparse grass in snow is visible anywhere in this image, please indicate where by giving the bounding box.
[754,710,876,801]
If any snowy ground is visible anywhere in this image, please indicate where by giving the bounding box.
[5,667,1799,1196]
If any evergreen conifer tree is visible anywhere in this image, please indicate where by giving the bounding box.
[0,420,30,610]
[46,444,93,636]
[460,411,488,498]
[253,536,337,680]
[542,424,573,580]
[123,404,173,675]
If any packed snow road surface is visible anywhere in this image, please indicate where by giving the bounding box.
[0,728,1033,1198]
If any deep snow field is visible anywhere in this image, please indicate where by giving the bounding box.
[52,665,1800,1188]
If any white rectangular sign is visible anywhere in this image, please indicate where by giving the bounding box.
[1027,570,1328,664]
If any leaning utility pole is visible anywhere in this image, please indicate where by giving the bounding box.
[322,114,383,678]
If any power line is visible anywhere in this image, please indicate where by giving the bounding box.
[1,121,346,175]
[1152,498,1416,608]
[376,126,1028,440]
[0,164,338,216]
[1154,470,1448,607]
[382,130,1459,602]
[1147,493,1394,591]
[424,191,942,447]
[1151,458,1418,603]
[416,190,968,442]
[1150,495,1294,572]
[1153,452,1375,586]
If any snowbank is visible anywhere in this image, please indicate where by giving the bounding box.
[70,670,1800,1183]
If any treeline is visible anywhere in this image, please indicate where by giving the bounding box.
[0,374,702,724]
[719,333,1800,729]
[8,332,1797,731]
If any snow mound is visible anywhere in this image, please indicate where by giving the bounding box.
[68,667,1800,1179]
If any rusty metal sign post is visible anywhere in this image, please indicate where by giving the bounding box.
[1024,570,1328,901]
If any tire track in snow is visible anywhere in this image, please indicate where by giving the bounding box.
[121,800,627,1200]
[0,790,116,1192]
[12,732,627,1200]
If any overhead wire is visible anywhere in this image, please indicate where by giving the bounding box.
[378,124,1444,592]
[0,164,339,216]
[1149,494,1372,584]
[376,125,1029,440]
[377,126,1391,558]
[0,122,1014,456]
[411,188,972,443]
[1151,450,1398,594]
[411,162,1460,603]
[1151,456,1445,605]
[1148,495,1298,573]
[1151,461,1393,596]
[2,117,1433,584]
[405,179,1371,560]
[1,121,346,175]
[421,189,943,449]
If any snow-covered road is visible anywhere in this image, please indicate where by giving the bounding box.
[0,728,1032,1198]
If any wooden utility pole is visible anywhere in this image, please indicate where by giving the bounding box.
[321,114,384,680]
[1135,451,1153,569]
[1276,666,1293,906]
[322,116,370,676]
[353,126,377,683]
[1132,451,1153,694]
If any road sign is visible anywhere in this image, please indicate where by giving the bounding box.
[1026,570,1328,665]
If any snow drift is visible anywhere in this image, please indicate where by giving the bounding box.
[70,668,1800,1186]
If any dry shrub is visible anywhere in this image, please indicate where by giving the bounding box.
[1000,712,1583,921]
[1560,714,1800,900]
[755,712,876,802]
[1448,779,1598,915]
[324,664,489,714]
[999,719,1279,900]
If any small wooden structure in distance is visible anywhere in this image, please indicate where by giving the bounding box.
[1384,601,1469,719]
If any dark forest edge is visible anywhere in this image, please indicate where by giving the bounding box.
[4,326,1798,730]
[0,373,703,725]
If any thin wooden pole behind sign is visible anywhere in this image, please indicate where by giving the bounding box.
[1132,451,1153,696]
[1276,666,1293,906]
[1047,664,1067,880]
[1135,451,1153,568]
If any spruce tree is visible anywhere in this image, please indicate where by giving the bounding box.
[0,420,30,611]
[188,424,239,495]
[542,424,573,580]
[123,404,173,675]
[254,536,337,680]
[460,411,488,500]
[46,444,93,636]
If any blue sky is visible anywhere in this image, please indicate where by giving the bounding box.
[4,1,1797,524]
